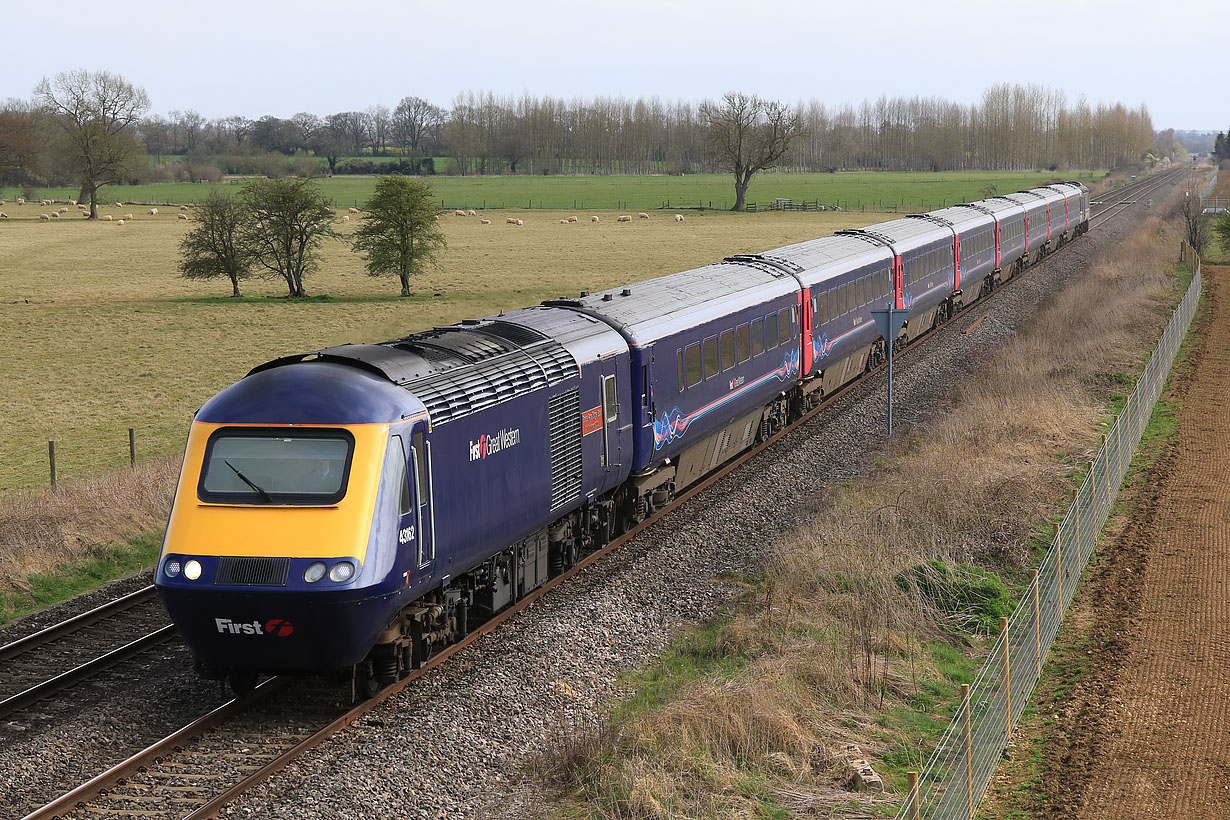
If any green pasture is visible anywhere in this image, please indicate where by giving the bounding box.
[2,169,1107,214]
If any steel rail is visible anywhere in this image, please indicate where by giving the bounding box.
[0,584,158,662]
[0,625,177,721]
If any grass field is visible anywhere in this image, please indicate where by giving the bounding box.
[1,169,1105,214]
[0,206,881,491]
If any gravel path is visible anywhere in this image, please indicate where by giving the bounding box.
[0,193,1170,820]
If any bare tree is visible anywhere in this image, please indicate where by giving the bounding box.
[291,111,322,147]
[240,178,338,298]
[35,70,149,218]
[700,92,803,211]
[392,96,445,156]
[1182,194,1211,256]
[0,99,44,185]
[367,105,391,156]
[179,190,253,297]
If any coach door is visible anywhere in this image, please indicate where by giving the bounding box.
[601,373,621,471]
[410,426,434,570]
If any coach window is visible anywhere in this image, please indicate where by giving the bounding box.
[837,283,847,316]
[720,330,735,371]
[751,317,764,356]
[685,343,702,387]
[765,312,778,350]
[736,324,750,364]
[703,336,719,379]
[778,308,791,345]
[676,350,684,392]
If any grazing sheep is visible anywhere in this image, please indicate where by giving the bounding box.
[115,202,123,208]
[479,219,491,224]
[16,198,25,205]
[77,204,87,210]
[0,200,5,206]
[341,215,350,222]
[58,207,68,213]
[348,207,359,214]
[467,209,477,216]
[124,214,133,220]
[69,200,76,206]
[117,219,125,225]
[39,213,49,220]
[103,215,113,221]
[567,216,578,223]
[617,215,632,222]
[516,219,523,226]
[591,216,599,222]
[0,213,7,220]
[41,199,52,206]
[455,210,467,216]
[180,204,188,211]
[674,214,685,222]
[638,212,649,219]
[559,219,568,224]
[51,212,61,218]
[177,213,188,220]
[506,217,519,224]
[148,208,158,215]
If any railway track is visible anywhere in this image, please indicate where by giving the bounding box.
[0,585,175,721]
[15,167,1184,820]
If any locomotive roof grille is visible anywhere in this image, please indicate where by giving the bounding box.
[407,343,576,423]
[248,321,579,426]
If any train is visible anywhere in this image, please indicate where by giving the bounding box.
[156,181,1089,695]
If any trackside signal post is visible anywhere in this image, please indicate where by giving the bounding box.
[871,307,909,434]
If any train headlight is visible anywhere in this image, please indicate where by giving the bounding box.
[328,561,355,583]
[164,559,181,578]
[304,561,327,583]
[184,559,203,581]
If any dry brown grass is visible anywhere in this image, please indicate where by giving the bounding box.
[0,457,178,591]
[537,204,1187,819]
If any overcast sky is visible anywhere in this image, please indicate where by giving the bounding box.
[2,0,1221,132]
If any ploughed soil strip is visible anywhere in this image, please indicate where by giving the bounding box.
[990,264,1230,819]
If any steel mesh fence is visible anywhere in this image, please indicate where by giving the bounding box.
[897,255,1202,820]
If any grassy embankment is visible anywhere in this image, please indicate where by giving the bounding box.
[528,202,1190,819]
[2,169,1105,214]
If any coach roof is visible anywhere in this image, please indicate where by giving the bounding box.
[545,260,799,347]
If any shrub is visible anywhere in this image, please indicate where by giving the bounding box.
[897,559,1013,635]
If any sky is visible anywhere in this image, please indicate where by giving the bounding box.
[1,0,1222,132]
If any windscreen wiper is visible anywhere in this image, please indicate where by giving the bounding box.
[224,460,273,503]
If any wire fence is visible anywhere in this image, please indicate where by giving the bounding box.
[0,420,189,496]
[897,248,1203,820]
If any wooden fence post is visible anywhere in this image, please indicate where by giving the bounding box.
[129,427,136,467]
[1001,617,1012,737]
[907,770,920,820]
[48,440,56,488]
[963,683,973,820]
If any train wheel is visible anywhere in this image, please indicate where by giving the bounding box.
[227,669,258,697]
